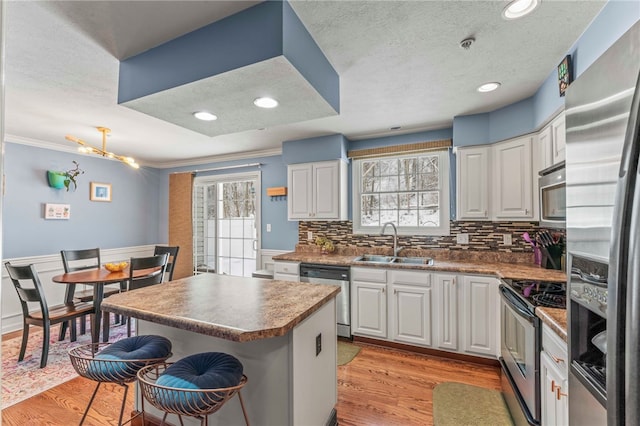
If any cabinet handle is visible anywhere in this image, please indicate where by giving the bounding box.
[452,277,456,285]
[551,380,559,392]
[382,287,386,294]
[551,355,565,364]
[393,289,397,294]
[525,209,529,215]
[556,387,567,400]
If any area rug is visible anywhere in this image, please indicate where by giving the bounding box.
[433,382,513,426]
[338,340,361,366]
[1,321,130,408]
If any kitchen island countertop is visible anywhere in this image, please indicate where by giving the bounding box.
[101,273,340,342]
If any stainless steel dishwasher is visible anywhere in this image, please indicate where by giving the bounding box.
[299,263,350,338]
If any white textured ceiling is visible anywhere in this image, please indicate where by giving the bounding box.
[4,0,606,168]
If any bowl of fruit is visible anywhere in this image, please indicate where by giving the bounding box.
[104,262,128,272]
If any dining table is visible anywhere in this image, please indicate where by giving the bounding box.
[52,266,160,343]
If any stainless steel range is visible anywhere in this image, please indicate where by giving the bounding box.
[499,279,566,426]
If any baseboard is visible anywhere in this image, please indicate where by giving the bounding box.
[352,336,501,367]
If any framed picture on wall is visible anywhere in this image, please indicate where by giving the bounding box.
[90,182,112,202]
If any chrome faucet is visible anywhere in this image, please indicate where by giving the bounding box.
[381,222,400,256]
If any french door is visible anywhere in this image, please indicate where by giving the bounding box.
[193,172,260,277]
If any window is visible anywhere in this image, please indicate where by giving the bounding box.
[352,150,450,235]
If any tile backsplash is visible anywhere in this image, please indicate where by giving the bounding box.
[298,220,561,254]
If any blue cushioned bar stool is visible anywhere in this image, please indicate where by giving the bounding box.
[137,352,249,426]
[69,335,172,425]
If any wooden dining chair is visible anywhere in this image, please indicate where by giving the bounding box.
[5,262,95,368]
[59,248,122,339]
[153,245,180,281]
[125,253,169,336]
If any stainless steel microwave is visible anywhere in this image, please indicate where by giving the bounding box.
[539,161,566,229]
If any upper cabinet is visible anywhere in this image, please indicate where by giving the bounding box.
[537,112,566,172]
[456,146,491,220]
[456,135,535,221]
[492,136,534,220]
[287,160,348,221]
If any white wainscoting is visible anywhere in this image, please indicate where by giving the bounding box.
[259,249,290,272]
[1,244,157,334]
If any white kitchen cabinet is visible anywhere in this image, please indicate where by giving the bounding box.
[273,261,300,282]
[434,273,459,352]
[492,136,534,220]
[352,267,388,339]
[461,275,499,357]
[551,113,566,165]
[538,112,566,172]
[287,160,347,221]
[456,146,491,220]
[541,324,569,426]
[389,270,433,346]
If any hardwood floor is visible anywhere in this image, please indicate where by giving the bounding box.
[2,340,501,425]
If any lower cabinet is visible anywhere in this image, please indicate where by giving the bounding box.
[389,270,433,346]
[273,261,300,282]
[461,275,499,357]
[352,267,499,359]
[352,268,388,338]
[541,324,569,426]
[434,274,458,352]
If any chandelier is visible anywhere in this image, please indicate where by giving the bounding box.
[65,127,139,169]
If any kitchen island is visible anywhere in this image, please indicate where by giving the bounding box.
[101,273,340,426]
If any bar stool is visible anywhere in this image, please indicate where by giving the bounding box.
[69,335,172,425]
[137,352,250,426]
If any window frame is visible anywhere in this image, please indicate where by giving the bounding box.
[352,150,450,236]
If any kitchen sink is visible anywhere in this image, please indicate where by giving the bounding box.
[392,256,434,265]
[354,254,395,263]
[354,255,434,266]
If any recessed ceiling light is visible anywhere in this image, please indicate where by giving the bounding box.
[253,97,279,109]
[502,0,539,20]
[193,111,217,121]
[477,82,501,93]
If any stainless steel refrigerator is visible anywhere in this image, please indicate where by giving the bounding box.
[565,20,640,425]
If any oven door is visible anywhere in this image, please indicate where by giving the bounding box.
[500,285,541,424]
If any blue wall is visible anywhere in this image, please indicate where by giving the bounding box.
[2,143,162,258]
[282,134,349,164]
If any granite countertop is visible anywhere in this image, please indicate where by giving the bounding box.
[101,273,340,342]
[536,307,568,342]
[273,251,567,282]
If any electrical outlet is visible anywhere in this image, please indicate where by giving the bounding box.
[307,231,313,241]
[503,234,513,246]
[456,233,469,244]
[266,224,272,232]
[316,333,322,356]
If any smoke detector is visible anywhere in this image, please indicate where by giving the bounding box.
[459,37,475,50]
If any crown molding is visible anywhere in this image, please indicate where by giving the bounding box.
[5,133,282,169]
[148,147,283,169]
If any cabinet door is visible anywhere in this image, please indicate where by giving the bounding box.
[461,275,498,357]
[390,284,433,346]
[493,136,534,219]
[457,146,490,220]
[352,281,387,338]
[434,274,458,351]
[551,113,566,165]
[313,161,340,219]
[541,351,569,426]
[538,125,553,172]
[287,164,313,220]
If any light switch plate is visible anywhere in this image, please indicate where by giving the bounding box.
[456,233,469,244]
[266,224,272,232]
[503,234,513,245]
[307,231,313,241]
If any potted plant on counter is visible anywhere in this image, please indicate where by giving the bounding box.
[47,161,84,191]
